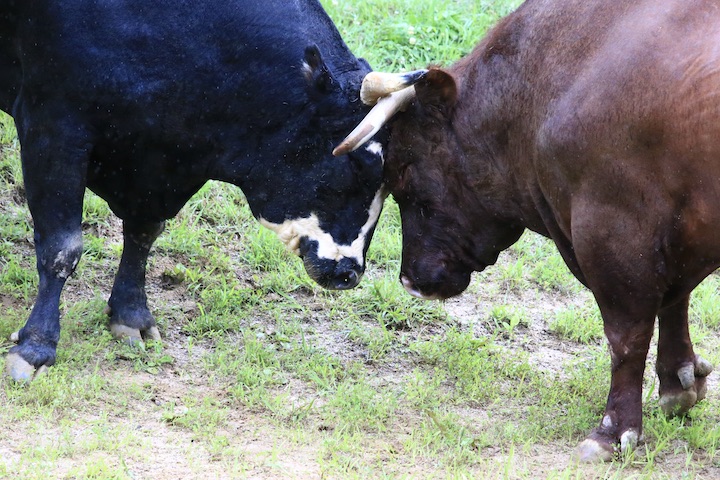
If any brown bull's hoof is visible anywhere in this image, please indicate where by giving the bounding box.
[659,389,698,417]
[110,324,162,346]
[4,352,49,383]
[695,355,713,378]
[660,355,713,416]
[575,438,614,462]
[575,427,640,463]
[695,356,713,402]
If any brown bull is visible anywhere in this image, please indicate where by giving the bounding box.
[335,0,720,462]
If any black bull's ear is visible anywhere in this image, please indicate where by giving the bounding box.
[303,45,338,94]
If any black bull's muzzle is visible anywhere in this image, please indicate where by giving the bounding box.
[299,237,364,290]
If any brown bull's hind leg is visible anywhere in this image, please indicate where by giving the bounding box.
[656,295,713,416]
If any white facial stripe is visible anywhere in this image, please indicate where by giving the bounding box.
[365,141,384,163]
[260,189,385,266]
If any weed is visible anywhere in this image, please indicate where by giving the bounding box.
[551,300,604,343]
[489,304,528,339]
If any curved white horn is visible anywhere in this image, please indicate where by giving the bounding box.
[333,86,416,156]
[360,69,428,106]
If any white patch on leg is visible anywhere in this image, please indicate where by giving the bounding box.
[260,189,385,266]
[51,233,83,279]
[602,415,614,429]
[620,429,639,453]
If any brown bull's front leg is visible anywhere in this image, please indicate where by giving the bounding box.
[567,194,671,462]
[576,312,656,461]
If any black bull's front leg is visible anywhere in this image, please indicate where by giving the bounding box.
[5,105,88,381]
[4,104,166,379]
[6,232,83,381]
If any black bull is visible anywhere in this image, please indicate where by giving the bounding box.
[0,0,387,381]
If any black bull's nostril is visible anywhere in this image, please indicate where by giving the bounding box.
[331,267,360,290]
[328,257,362,290]
[310,261,361,290]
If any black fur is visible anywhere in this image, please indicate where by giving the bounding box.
[1,0,383,374]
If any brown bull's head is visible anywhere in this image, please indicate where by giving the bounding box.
[337,68,524,300]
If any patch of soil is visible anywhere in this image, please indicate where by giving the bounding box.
[3,217,720,479]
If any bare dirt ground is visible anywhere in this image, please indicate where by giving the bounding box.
[2,218,720,479]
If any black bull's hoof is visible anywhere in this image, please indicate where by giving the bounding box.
[109,324,162,345]
[104,304,162,346]
[5,352,49,382]
[4,331,51,382]
[4,309,162,382]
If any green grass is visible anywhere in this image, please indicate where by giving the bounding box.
[1,0,720,478]
[323,0,522,69]
[551,300,604,344]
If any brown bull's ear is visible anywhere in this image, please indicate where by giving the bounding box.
[415,68,457,117]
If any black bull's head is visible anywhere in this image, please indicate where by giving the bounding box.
[241,52,428,291]
[254,161,386,291]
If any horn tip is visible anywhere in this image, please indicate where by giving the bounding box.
[333,144,350,156]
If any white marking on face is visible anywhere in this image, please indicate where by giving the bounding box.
[365,141,384,163]
[259,188,385,266]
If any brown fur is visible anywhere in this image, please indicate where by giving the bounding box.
[385,0,720,458]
